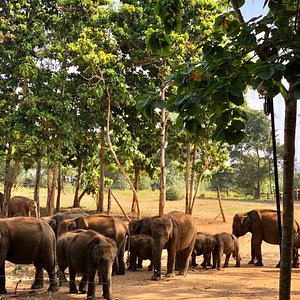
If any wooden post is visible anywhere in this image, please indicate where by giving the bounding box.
[111,191,131,222]
[217,186,226,222]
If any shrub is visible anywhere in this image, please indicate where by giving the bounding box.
[166,182,185,201]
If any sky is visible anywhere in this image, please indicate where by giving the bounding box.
[240,0,300,167]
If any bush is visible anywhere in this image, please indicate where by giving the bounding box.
[166,182,185,201]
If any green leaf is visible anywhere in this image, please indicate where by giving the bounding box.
[225,131,245,145]
[258,66,275,80]
[237,0,245,8]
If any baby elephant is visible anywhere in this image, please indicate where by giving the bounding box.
[127,234,154,271]
[8,196,37,217]
[191,232,216,268]
[213,232,241,270]
[57,229,117,300]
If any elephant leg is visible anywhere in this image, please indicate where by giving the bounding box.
[166,245,176,277]
[31,267,44,289]
[253,239,263,266]
[191,252,198,267]
[0,263,7,294]
[102,267,112,300]
[223,254,230,268]
[44,264,58,292]
[148,260,153,271]
[292,247,299,268]
[248,239,256,264]
[179,246,194,276]
[58,268,67,287]
[86,270,97,300]
[79,275,88,294]
[116,247,125,275]
[137,257,143,268]
[69,267,78,294]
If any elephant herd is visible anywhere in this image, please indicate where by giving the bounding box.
[0,206,300,300]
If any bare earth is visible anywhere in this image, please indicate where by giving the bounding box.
[2,199,300,300]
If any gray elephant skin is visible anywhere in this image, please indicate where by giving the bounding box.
[150,210,197,280]
[7,196,38,217]
[0,217,58,294]
[42,211,89,237]
[57,229,116,300]
[127,234,154,271]
[191,232,216,268]
[232,209,299,267]
[57,214,128,275]
[213,232,241,270]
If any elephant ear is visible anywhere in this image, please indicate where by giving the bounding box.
[241,215,251,230]
[75,217,88,229]
[67,221,77,231]
[49,219,57,230]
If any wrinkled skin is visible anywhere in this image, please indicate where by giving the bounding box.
[232,209,299,267]
[191,232,216,268]
[212,232,241,270]
[57,230,116,300]
[0,217,59,294]
[129,216,159,268]
[42,211,89,237]
[151,211,197,281]
[127,234,154,271]
[8,196,38,217]
[57,214,128,275]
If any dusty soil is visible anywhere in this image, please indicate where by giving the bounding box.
[2,200,300,300]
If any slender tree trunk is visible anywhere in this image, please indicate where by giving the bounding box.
[97,128,105,212]
[185,139,191,214]
[34,159,41,218]
[190,169,206,214]
[73,159,83,208]
[188,144,197,214]
[255,148,261,199]
[280,92,297,300]
[159,80,167,216]
[46,161,58,216]
[131,163,140,213]
[56,166,62,213]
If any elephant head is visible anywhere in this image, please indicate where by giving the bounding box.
[129,219,142,235]
[151,217,174,280]
[57,219,77,236]
[232,213,251,238]
[26,199,38,217]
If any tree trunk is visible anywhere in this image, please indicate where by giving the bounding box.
[3,145,20,217]
[131,163,140,213]
[159,80,167,216]
[279,92,297,300]
[34,159,41,218]
[255,148,261,199]
[185,139,191,214]
[190,169,206,214]
[56,166,62,213]
[73,159,83,208]
[97,128,105,212]
[188,144,197,214]
[46,161,58,216]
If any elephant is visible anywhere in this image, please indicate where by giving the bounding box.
[150,211,197,281]
[212,232,241,270]
[191,232,216,268]
[127,234,154,271]
[57,229,117,300]
[232,209,300,267]
[0,192,3,213]
[129,216,159,268]
[7,196,38,217]
[57,214,128,275]
[0,217,59,294]
[42,211,89,237]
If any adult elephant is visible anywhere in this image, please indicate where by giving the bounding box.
[57,229,116,300]
[57,214,128,275]
[129,216,160,236]
[42,211,89,237]
[0,217,59,294]
[8,196,38,217]
[150,211,197,280]
[232,209,300,267]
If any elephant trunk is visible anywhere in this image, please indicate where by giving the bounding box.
[151,240,164,281]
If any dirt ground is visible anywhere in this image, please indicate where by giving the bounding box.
[2,200,300,300]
